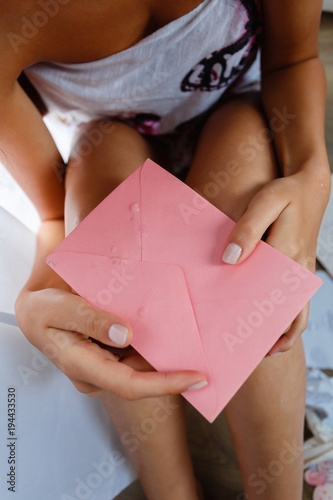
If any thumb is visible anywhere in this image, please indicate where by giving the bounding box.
[221,189,286,265]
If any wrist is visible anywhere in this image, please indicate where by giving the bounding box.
[292,162,331,211]
[19,218,71,294]
[284,158,331,195]
[283,154,330,179]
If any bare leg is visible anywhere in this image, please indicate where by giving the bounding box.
[64,120,199,500]
[101,392,200,499]
[186,94,306,500]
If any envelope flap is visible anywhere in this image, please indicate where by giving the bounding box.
[49,166,143,260]
[46,249,218,420]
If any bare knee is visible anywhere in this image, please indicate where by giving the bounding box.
[186,94,278,222]
[206,92,267,133]
[63,119,153,231]
[64,118,153,198]
[68,119,151,169]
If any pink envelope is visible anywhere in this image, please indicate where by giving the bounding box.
[46,159,322,422]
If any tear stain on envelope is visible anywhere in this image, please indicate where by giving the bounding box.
[45,159,323,422]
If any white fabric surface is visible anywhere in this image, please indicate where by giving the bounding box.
[323,0,333,12]
[0,208,36,314]
[0,208,136,499]
[305,369,333,468]
[0,166,40,234]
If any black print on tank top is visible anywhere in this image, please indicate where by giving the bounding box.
[180,0,261,92]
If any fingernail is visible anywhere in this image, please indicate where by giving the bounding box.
[222,243,242,264]
[187,380,208,391]
[108,324,128,346]
[270,352,282,358]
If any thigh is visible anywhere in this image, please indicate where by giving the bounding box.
[185,92,278,221]
[186,93,306,492]
[64,119,155,234]
[63,119,164,380]
[185,91,306,411]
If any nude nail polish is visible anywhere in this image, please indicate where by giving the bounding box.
[187,380,208,391]
[108,324,128,346]
[270,352,282,358]
[222,243,242,264]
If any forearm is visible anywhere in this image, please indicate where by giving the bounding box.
[18,219,70,294]
[0,82,66,221]
[261,57,330,182]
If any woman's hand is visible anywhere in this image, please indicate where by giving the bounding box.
[222,165,331,356]
[15,287,207,399]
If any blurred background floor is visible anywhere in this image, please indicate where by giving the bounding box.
[114,11,333,500]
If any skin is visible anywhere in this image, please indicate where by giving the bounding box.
[0,0,331,498]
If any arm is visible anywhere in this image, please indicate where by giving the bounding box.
[0,6,67,220]
[260,0,328,174]
[15,210,207,399]
[0,78,66,222]
[1,15,206,398]
[223,0,331,353]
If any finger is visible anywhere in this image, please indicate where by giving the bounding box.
[120,351,155,371]
[283,323,292,334]
[69,378,105,397]
[43,289,133,348]
[62,340,208,400]
[41,330,116,396]
[268,306,309,356]
[222,183,288,264]
[42,327,121,362]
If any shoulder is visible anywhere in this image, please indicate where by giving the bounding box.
[0,0,48,82]
[0,1,85,64]
[0,0,130,72]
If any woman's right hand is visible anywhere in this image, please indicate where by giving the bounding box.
[15,287,207,399]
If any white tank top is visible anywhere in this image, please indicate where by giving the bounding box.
[24,0,261,135]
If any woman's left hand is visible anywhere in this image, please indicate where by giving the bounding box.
[222,166,331,356]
